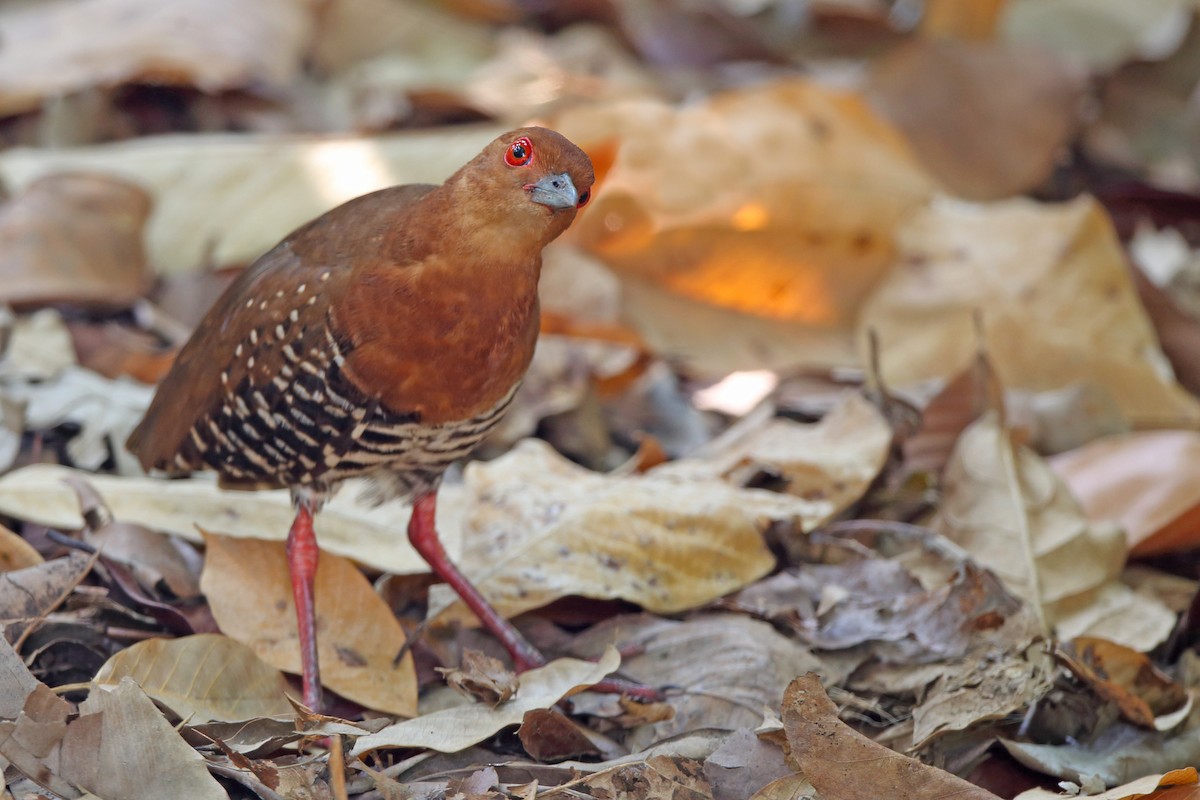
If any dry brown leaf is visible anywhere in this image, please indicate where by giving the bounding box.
[868,38,1083,199]
[0,174,151,309]
[0,524,42,572]
[747,773,817,800]
[1015,767,1200,800]
[1060,637,1189,729]
[437,649,518,707]
[0,464,464,575]
[0,552,93,641]
[93,633,293,723]
[350,647,620,755]
[862,196,1200,424]
[539,754,712,799]
[0,683,80,799]
[61,678,226,800]
[200,532,417,717]
[429,439,801,626]
[517,708,603,762]
[571,614,827,753]
[0,0,316,116]
[934,412,1175,651]
[0,127,505,275]
[1051,431,1200,557]
[783,673,1002,800]
[550,79,936,373]
[704,728,794,800]
[653,392,891,511]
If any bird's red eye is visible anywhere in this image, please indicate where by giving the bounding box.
[505,137,533,167]
[576,189,590,208]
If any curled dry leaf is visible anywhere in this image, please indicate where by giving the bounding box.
[934,412,1175,651]
[0,0,316,116]
[782,673,1002,800]
[437,648,518,707]
[200,532,417,717]
[862,195,1200,424]
[92,633,293,724]
[0,173,151,309]
[550,79,936,373]
[0,464,465,575]
[351,647,620,756]
[0,552,94,642]
[1051,431,1200,557]
[517,708,603,762]
[1015,767,1200,800]
[0,126,505,274]
[1059,637,1189,730]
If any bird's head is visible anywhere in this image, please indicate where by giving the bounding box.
[448,127,596,247]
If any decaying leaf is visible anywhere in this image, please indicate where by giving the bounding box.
[935,412,1175,651]
[517,708,603,762]
[0,464,465,575]
[862,195,1200,424]
[1059,637,1189,730]
[0,552,94,641]
[0,682,80,799]
[571,614,828,753]
[782,673,1002,800]
[351,648,620,755]
[93,634,293,724]
[703,728,794,800]
[437,648,519,707]
[200,532,417,717]
[0,173,151,309]
[1051,430,1200,557]
[538,754,712,799]
[0,0,317,116]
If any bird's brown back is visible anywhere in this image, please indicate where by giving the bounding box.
[128,126,594,489]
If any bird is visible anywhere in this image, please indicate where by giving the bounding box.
[126,127,649,710]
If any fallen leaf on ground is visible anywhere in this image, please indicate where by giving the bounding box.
[1060,637,1189,729]
[0,464,464,574]
[1015,767,1200,800]
[0,553,94,642]
[517,708,604,762]
[437,649,518,707]
[703,728,794,800]
[350,647,620,755]
[0,0,316,116]
[783,672,1002,800]
[200,532,417,717]
[935,412,1175,651]
[538,754,712,799]
[61,678,226,800]
[571,614,829,753]
[550,78,935,373]
[92,633,293,724]
[1051,431,1200,557]
[862,195,1200,424]
[0,173,151,309]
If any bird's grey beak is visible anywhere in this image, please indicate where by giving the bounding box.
[529,172,578,210]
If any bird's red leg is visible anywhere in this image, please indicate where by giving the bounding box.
[287,500,322,710]
[408,490,546,670]
[409,490,662,700]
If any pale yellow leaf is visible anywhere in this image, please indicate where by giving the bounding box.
[93,634,292,724]
[935,412,1173,650]
[200,533,417,717]
[430,439,821,625]
[0,523,42,571]
[350,647,619,755]
[0,464,463,575]
[862,195,1200,424]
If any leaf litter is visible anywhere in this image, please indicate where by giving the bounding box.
[4,1,1200,797]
